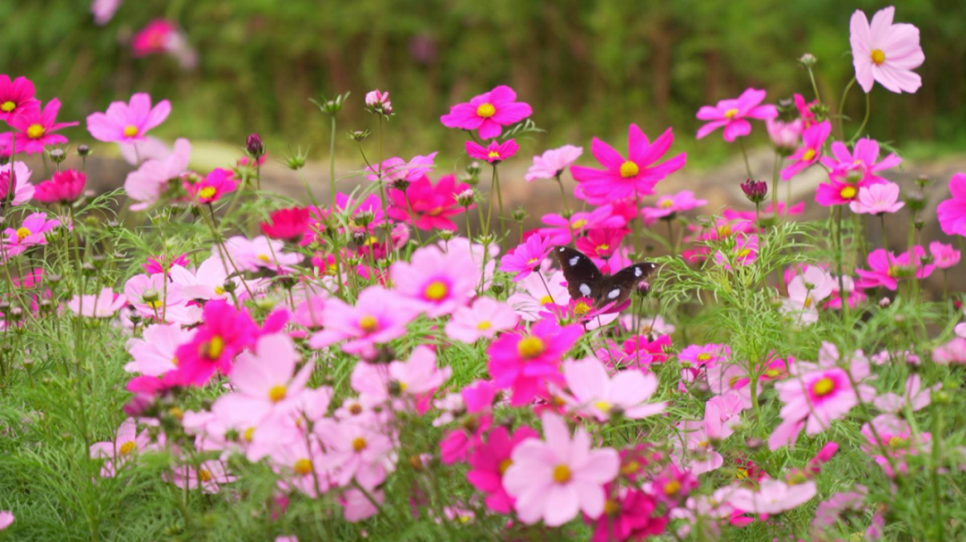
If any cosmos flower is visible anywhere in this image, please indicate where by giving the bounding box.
[560,357,665,421]
[525,145,583,182]
[67,287,128,318]
[695,88,778,142]
[849,182,904,214]
[7,99,78,154]
[33,169,86,204]
[487,317,583,406]
[465,139,519,164]
[937,173,966,236]
[86,93,171,144]
[387,174,471,231]
[440,85,532,140]
[641,191,707,226]
[445,297,519,344]
[0,75,39,122]
[781,120,831,181]
[467,426,538,513]
[391,244,478,318]
[850,6,924,94]
[186,168,237,204]
[499,234,554,282]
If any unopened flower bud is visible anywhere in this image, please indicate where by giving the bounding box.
[740,179,768,203]
[456,189,475,207]
[914,175,930,189]
[799,53,818,68]
[438,230,454,241]
[879,297,891,308]
[48,148,66,164]
[347,129,371,142]
[465,161,480,176]
[246,133,265,158]
[904,191,927,213]
[511,207,527,222]
[745,437,763,451]
[77,145,91,157]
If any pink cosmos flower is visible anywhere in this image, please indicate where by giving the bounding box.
[641,190,708,225]
[310,287,415,358]
[465,139,519,164]
[821,138,902,186]
[387,174,471,231]
[781,266,834,323]
[538,204,626,245]
[67,287,128,318]
[187,168,237,204]
[260,207,310,242]
[713,234,759,269]
[815,178,861,207]
[314,418,395,488]
[123,272,199,325]
[503,412,619,526]
[8,99,78,154]
[781,120,831,180]
[0,511,11,530]
[937,173,966,236]
[506,269,571,321]
[89,418,152,477]
[561,357,665,421]
[487,317,583,406]
[673,399,740,475]
[220,235,302,273]
[0,75,39,122]
[586,486,667,542]
[86,93,171,144]
[342,488,384,522]
[726,479,817,515]
[570,125,686,204]
[768,367,875,450]
[574,228,625,258]
[695,88,778,142]
[765,118,802,154]
[849,182,904,214]
[91,0,123,24]
[4,212,60,253]
[500,234,553,282]
[861,414,930,477]
[678,343,729,372]
[525,145,583,182]
[873,374,937,414]
[169,300,259,386]
[124,323,192,376]
[929,241,960,269]
[934,337,966,365]
[855,246,934,290]
[391,244,477,318]
[168,460,234,494]
[34,169,86,204]
[124,138,191,210]
[350,346,451,412]
[364,89,391,114]
[365,152,437,183]
[440,85,532,140]
[467,426,538,513]
[0,161,35,205]
[212,333,314,426]
[445,297,518,343]
[850,6,924,94]
[170,257,254,302]
[132,19,176,57]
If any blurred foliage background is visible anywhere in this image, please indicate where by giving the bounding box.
[0,0,963,167]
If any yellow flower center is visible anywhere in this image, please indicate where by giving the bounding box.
[888,436,906,449]
[171,356,179,367]
[0,101,15,112]
[352,437,368,453]
[26,124,45,139]
[663,480,681,496]
[764,368,780,378]
[476,320,492,331]
[526,258,539,266]
[517,336,546,359]
[539,295,553,305]
[801,149,816,162]
[724,108,739,120]
[812,377,835,397]
[870,49,886,66]
[736,467,749,479]
[476,103,496,118]
[198,186,217,200]
[803,296,813,308]
[696,353,712,362]
[256,254,271,262]
[268,385,287,403]
[737,248,752,259]
[487,151,500,159]
[214,286,225,295]
[552,464,572,484]
[619,161,639,178]
[498,458,513,475]
[15,227,31,241]
[594,400,611,412]
[359,315,379,332]
[596,243,610,251]
[424,280,449,301]
[294,458,313,475]
[574,301,591,315]
[571,219,588,230]
[243,427,255,442]
[659,199,675,209]
[197,469,213,482]
[840,185,857,199]
[620,460,640,476]
[169,406,183,420]
[204,335,225,359]
[719,225,732,237]
[604,499,621,517]
[119,441,137,455]
[123,125,140,138]
[147,300,164,310]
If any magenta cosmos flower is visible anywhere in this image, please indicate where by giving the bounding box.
[929,241,960,269]
[850,6,924,94]
[440,85,532,140]
[387,174,471,231]
[4,212,61,254]
[538,203,626,245]
[365,152,436,183]
[781,120,831,180]
[937,173,966,236]
[503,412,619,526]
[86,93,171,144]
[132,19,176,57]
[467,426,538,513]
[0,75,39,122]
[499,233,554,282]
[641,190,708,226]
[561,358,665,422]
[260,207,310,242]
[571,125,686,204]
[525,145,583,182]
[815,178,861,207]
[695,88,778,142]
[187,168,237,204]
[0,161,36,206]
[849,182,904,214]
[855,246,934,290]
[169,300,259,386]
[445,297,519,344]
[487,317,583,406]
[820,138,901,186]
[465,139,519,164]
[34,169,86,204]
[8,99,78,155]
[390,244,478,318]
[309,286,415,358]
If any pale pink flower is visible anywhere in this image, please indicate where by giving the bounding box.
[929,241,960,269]
[641,190,707,225]
[0,161,36,206]
[167,460,234,494]
[315,418,395,489]
[726,479,817,514]
[124,138,190,210]
[525,145,583,182]
[444,297,518,343]
[119,136,171,166]
[123,272,200,325]
[89,418,152,477]
[349,346,451,408]
[310,287,415,358]
[124,323,192,376]
[506,268,570,321]
[560,357,665,421]
[391,244,478,317]
[219,235,302,273]
[849,181,904,214]
[86,93,171,144]
[765,118,802,154]
[873,374,938,414]
[67,287,127,318]
[781,265,834,324]
[342,487,384,522]
[850,6,924,94]
[169,256,256,302]
[933,337,966,365]
[91,0,123,24]
[0,511,12,530]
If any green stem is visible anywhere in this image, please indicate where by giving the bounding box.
[837,77,856,139]
[737,137,753,179]
[849,91,871,144]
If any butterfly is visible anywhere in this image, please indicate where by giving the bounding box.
[553,246,656,308]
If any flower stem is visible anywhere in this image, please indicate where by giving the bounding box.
[836,77,856,139]
[849,91,871,144]
[738,137,753,179]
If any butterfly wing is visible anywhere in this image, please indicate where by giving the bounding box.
[594,262,657,307]
[554,246,604,301]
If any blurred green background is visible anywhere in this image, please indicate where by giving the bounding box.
[0,0,963,167]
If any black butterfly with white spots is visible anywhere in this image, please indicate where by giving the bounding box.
[553,246,656,309]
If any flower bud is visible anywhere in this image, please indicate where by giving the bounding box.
[740,179,768,204]
[799,53,818,68]
[511,207,527,222]
[77,144,91,157]
[48,148,66,164]
[455,189,475,208]
[246,133,265,158]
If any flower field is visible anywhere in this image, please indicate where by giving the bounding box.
[0,4,965,541]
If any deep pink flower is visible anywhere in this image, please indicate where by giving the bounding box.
[143,253,189,275]
[132,20,176,57]
[855,246,934,290]
[391,244,478,317]
[781,120,831,180]
[187,168,237,204]
[440,85,532,140]
[465,139,519,164]
[937,173,966,236]
[0,75,39,122]
[641,190,707,225]
[820,138,901,186]
[86,93,171,144]
[695,88,778,142]
[929,241,960,269]
[500,234,553,282]
[260,207,310,242]
[525,145,583,182]
[365,152,437,183]
[4,212,61,253]
[850,6,924,94]
[487,317,583,406]
[815,178,861,207]
[467,426,539,513]
[503,412,619,526]
[574,228,626,258]
[849,182,904,214]
[0,161,35,205]
[538,204,626,245]
[387,174,471,231]
[34,169,86,204]
[795,93,818,127]
[587,486,667,542]
[169,300,259,386]
[445,297,518,344]
[7,99,78,155]
[571,125,686,204]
